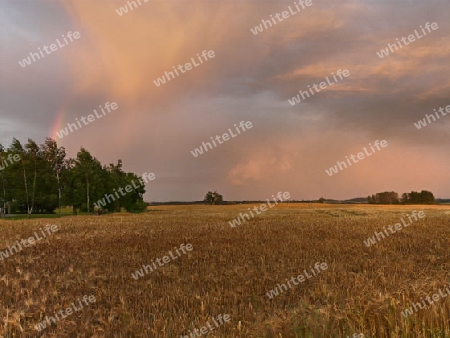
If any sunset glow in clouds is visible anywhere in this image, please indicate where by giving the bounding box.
[1,0,450,201]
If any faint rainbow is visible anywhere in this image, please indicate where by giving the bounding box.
[50,102,67,140]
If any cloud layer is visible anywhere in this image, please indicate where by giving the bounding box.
[1,0,449,201]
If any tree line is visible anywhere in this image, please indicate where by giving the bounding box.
[0,137,146,216]
[367,190,435,204]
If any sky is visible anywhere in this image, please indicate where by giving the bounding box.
[0,0,449,202]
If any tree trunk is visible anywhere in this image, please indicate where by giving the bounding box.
[22,165,31,218]
[1,177,5,218]
[86,174,90,213]
[56,171,62,217]
[31,159,37,215]
[1,168,5,218]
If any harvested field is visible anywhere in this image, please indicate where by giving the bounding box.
[1,204,450,337]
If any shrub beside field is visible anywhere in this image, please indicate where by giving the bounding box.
[0,204,449,336]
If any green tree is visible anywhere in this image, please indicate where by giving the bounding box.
[8,138,32,216]
[105,160,126,212]
[0,137,146,215]
[403,190,435,204]
[41,138,66,215]
[204,191,223,205]
[122,173,147,212]
[369,191,399,204]
[25,139,41,214]
[70,148,105,213]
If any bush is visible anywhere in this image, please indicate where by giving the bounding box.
[125,200,147,213]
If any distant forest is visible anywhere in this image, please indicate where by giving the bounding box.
[0,137,146,216]
[367,191,435,204]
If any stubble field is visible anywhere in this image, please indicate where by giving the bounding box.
[1,204,450,337]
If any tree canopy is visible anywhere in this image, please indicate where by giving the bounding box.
[203,191,223,205]
[368,190,435,204]
[401,190,435,204]
[0,137,147,216]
